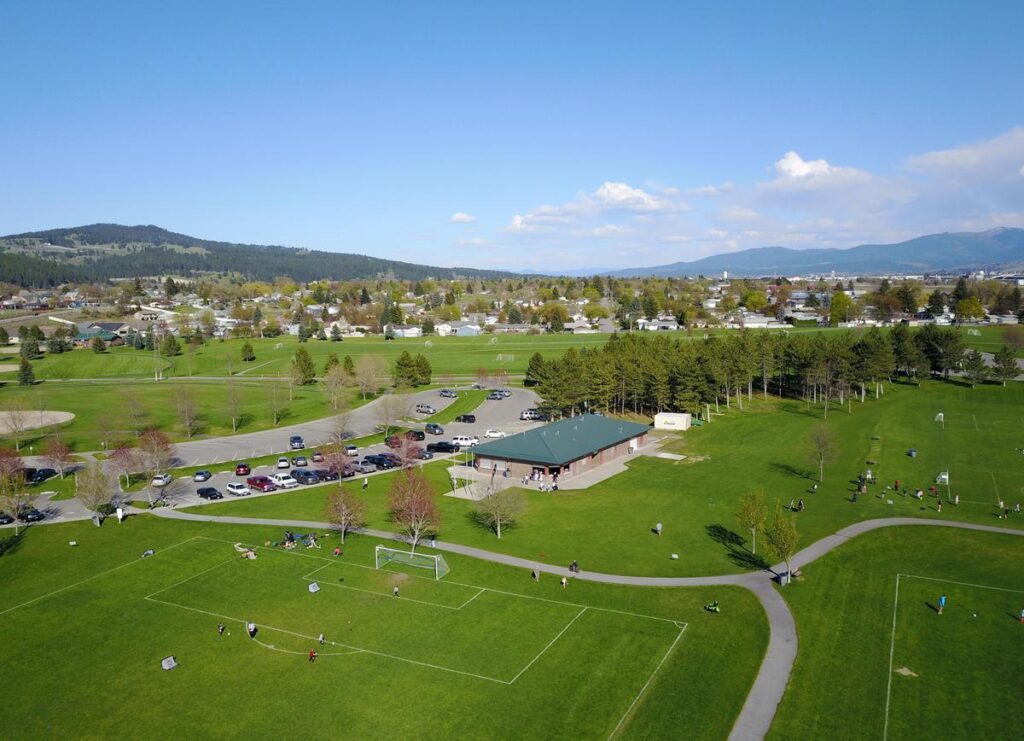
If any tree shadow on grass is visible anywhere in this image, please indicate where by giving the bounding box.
[0,530,25,558]
[769,462,816,481]
[705,524,771,572]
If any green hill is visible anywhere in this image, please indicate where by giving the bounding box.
[0,223,517,286]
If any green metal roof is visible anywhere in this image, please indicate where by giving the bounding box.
[473,414,649,466]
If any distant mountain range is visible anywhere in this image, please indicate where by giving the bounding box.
[605,228,1024,277]
[0,224,517,287]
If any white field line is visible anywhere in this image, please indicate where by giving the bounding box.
[989,472,1000,502]
[883,574,901,741]
[253,637,362,657]
[195,536,685,626]
[0,536,200,617]
[608,623,688,740]
[144,556,242,600]
[900,573,1024,594]
[302,560,486,610]
[884,573,1024,740]
[508,607,588,684]
[973,414,980,431]
[146,593,508,683]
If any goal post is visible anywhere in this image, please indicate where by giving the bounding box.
[375,545,449,580]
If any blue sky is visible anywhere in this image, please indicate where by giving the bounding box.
[1,1,1022,270]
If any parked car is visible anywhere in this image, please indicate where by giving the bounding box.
[454,414,476,423]
[291,469,320,485]
[276,457,290,469]
[226,482,251,496]
[291,455,308,467]
[344,444,359,456]
[269,473,299,489]
[535,413,551,421]
[520,409,539,420]
[417,449,435,460]
[386,430,427,448]
[151,473,173,487]
[196,487,224,500]
[415,403,436,415]
[484,429,506,439]
[246,476,277,492]
[234,463,251,476]
[17,508,45,523]
[426,441,460,454]
[452,435,479,447]
[439,389,457,398]
[349,460,377,474]
[314,468,341,481]
[498,389,512,398]
[406,430,426,441]
[193,470,212,482]
[0,512,15,525]
[380,451,402,465]
[486,392,504,401]
[28,468,56,484]
[364,454,397,470]
[425,423,444,435]
[289,435,305,450]
[338,465,356,478]
[311,450,324,463]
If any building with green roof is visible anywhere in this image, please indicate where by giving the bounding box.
[473,414,649,481]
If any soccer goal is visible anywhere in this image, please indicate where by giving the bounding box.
[375,545,450,580]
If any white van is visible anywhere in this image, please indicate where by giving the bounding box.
[451,435,479,447]
[269,473,299,489]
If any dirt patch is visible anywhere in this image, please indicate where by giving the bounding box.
[0,410,75,433]
[894,666,919,677]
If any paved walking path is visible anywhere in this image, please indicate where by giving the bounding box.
[144,508,1024,740]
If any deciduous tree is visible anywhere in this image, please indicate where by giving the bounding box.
[110,442,137,489]
[324,485,365,544]
[474,488,523,539]
[808,424,835,482]
[76,462,113,515]
[0,447,30,535]
[736,490,768,555]
[354,355,386,399]
[387,470,440,552]
[1,398,31,450]
[42,437,73,480]
[765,502,799,586]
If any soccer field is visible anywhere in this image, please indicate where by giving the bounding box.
[885,575,1024,740]
[0,518,768,739]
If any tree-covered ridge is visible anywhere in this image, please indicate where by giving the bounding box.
[0,223,519,286]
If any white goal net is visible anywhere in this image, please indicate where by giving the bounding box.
[375,545,450,579]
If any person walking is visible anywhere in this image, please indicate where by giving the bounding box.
[798,499,805,512]
[318,633,325,646]
[560,576,568,589]
[217,622,225,637]
[362,477,368,491]
[393,585,399,598]
[655,521,663,537]
[308,649,317,663]
[895,479,900,492]
[937,500,942,513]
[531,569,538,582]
[247,622,257,639]
[788,499,795,511]
[938,594,947,614]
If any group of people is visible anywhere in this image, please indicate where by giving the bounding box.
[522,470,560,491]
[281,531,320,550]
[788,499,806,512]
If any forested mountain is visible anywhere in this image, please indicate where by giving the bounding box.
[608,228,1024,277]
[0,224,517,287]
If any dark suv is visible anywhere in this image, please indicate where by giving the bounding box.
[454,414,476,423]
[291,469,321,485]
[289,436,305,450]
[426,441,460,454]
[364,454,397,470]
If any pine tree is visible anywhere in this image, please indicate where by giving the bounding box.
[324,352,340,374]
[360,287,371,305]
[292,347,316,385]
[18,357,35,385]
[20,338,40,360]
[0,327,8,345]
[992,345,1019,386]
[330,324,343,341]
[414,354,432,386]
[343,355,355,376]
[160,334,181,357]
[393,350,416,387]
[133,330,145,350]
[524,352,548,387]
[91,336,106,353]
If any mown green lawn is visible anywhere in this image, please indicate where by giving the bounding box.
[770,526,1024,740]
[187,379,1024,577]
[0,516,767,740]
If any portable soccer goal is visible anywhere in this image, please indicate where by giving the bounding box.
[375,545,450,580]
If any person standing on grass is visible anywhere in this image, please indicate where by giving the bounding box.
[895,479,900,492]
[937,500,942,513]
[655,521,663,536]
[560,576,568,589]
[247,622,257,638]
[318,633,325,645]
[938,594,947,614]
[798,499,805,512]
[218,623,225,637]
[393,585,399,598]
[308,649,317,663]
[531,569,538,582]
[363,477,368,491]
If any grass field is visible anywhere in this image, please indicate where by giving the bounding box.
[0,379,378,452]
[0,516,768,739]
[769,526,1024,740]
[186,379,1024,577]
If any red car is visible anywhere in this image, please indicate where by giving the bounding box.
[246,475,277,492]
[235,463,251,476]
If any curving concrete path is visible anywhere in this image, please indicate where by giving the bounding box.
[146,508,1024,740]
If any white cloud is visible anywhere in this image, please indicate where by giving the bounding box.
[774,151,835,179]
[458,236,489,246]
[907,126,1024,183]
[685,181,734,196]
[593,181,678,212]
[704,228,728,239]
[720,205,760,222]
[661,234,691,243]
[450,211,476,223]
[590,224,629,237]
